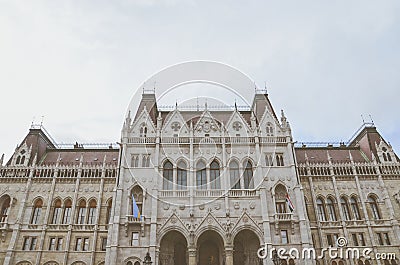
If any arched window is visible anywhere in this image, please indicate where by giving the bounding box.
[139,124,147,137]
[62,199,72,224]
[387,153,392,162]
[340,197,351,220]
[76,200,87,224]
[177,161,187,190]
[326,197,337,221]
[332,261,337,265]
[229,161,240,189]
[358,260,364,265]
[51,199,62,224]
[383,153,387,161]
[289,259,295,265]
[131,186,143,218]
[162,161,173,190]
[316,198,326,221]
[31,198,43,224]
[210,160,221,189]
[21,156,25,165]
[126,262,132,265]
[87,199,97,224]
[275,184,287,213]
[266,122,274,136]
[106,199,112,223]
[0,195,11,222]
[368,195,381,219]
[16,156,21,164]
[243,160,254,189]
[196,161,207,189]
[365,260,371,265]
[350,196,361,220]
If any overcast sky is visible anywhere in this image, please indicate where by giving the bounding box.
[1,0,399,160]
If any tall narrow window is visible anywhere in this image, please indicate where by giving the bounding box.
[76,200,87,224]
[106,199,113,224]
[31,199,43,224]
[368,196,381,219]
[131,232,139,246]
[75,238,82,251]
[280,230,288,244]
[52,199,62,224]
[162,161,173,190]
[276,154,284,166]
[63,199,72,224]
[340,197,351,220]
[131,186,143,215]
[20,156,25,165]
[265,154,274,167]
[177,161,187,190]
[316,198,327,221]
[0,195,11,222]
[243,160,254,189]
[326,197,337,221]
[266,122,274,136]
[139,124,147,137]
[87,200,97,224]
[229,161,240,189]
[350,197,361,220]
[49,237,56,250]
[275,184,287,213]
[210,160,221,189]
[196,161,207,189]
[131,155,139,167]
[142,155,150,167]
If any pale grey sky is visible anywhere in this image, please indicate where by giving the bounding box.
[1,0,399,160]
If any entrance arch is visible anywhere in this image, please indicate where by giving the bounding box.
[159,230,188,265]
[197,230,224,265]
[233,229,261,265]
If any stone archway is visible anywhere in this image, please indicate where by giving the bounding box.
[159,230,188,265]
[197,230,224,265]
[233,229,261,265]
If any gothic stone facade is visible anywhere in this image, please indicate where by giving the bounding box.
[0,92,399,265]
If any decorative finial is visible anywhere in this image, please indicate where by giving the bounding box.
[361,114,365,124]
[205,99,208,110]
[369,114,374,125]
[234,100,237,111]
[0,154,4,167]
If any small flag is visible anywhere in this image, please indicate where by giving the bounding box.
[132,194,141,219]
[286,193,295,212]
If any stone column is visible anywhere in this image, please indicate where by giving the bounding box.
[225,246,234,265]
[188,248,196,265]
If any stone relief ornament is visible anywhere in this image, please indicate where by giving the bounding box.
[233,202,240,210]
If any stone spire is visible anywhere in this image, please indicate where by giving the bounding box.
[0,153,4,167]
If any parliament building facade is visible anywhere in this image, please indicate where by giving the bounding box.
[0,88,399,265]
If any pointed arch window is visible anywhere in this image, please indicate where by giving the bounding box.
[229,161,240,189]
[131,186,143,216]
[368,196,381,220]
[340,197,351,220]
[0,195,11,222]
[350,196,361,220]
[266,122,274,136]
[210,160,221,189]
[162,161,173,190]
[62,199,72,224]
[275,185,287,213]
[31,199,43,224]
[196,161,207,189]
[383,153,387,161]
[51,199,62,224]
[76,200,87,224]
[139,123,147,138]
[326,197,337,221]
[316,198,327,221]
[243,160,254,189]
[177,161,187,190]
[87,200,97,224]
[387,153,392,161]
[16,156,21,165]
[21,156,25,164]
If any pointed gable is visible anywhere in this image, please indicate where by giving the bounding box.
[193,110,221,137]
[130,107,157,137]
[225,109,252,136]
[161,109,190,137]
